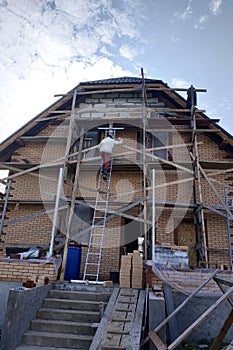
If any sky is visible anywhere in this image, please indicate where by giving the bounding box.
[0,0,233,143]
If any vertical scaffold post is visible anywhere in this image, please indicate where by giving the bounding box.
[0,179,11,237]
[189,85,208,265]
[60,128,84,280]
[141,67,149,260]
[224,187,232,270]
[48,167,63,258]
[152,168,156,261]
[63,89,77,181]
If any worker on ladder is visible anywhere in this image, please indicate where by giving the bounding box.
[98,133,123,180]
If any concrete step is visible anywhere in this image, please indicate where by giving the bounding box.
[43,297,105,311]
[15,287,113,350]
[48,289,111,302]
[16,346,76,350]
[22,330,93,349]
[30,318,97,335]
[37,308,100,323]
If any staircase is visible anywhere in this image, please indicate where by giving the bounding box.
[16,285,112,350]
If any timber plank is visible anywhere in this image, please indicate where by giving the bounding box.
[164,282,179,342]
[168,286,233,350]
[149,331,167,350]
[89,288,120,350]
[120,289,144,349]
[91,288,145,349]
[210,309,233,350]
[129,290,146,350]
[101,346,126,350]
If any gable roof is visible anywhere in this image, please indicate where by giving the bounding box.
[0,76,232,161]
[78,76,163,86]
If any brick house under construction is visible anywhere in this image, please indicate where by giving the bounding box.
[0,76,233,283]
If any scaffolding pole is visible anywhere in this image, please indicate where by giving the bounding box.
[141,68,149,260]
[0,179,11,237]
[63,89,77,181]
[60,128,84,280]
[189,85,208,264]
[224,187,232,269]
[152,169,156,261]
[48,167,63,257]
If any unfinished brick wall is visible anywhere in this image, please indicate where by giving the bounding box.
[1,89,233,282]
[198,133,231,162]
[9,169,72,202]
[77,169,143,204]
[37,123,69,137]
[12,142,66,164]
[3,204,53,247]
[0,259,57,283]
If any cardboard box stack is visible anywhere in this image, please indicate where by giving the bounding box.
[120,251,143,288]
[119,254,132,288]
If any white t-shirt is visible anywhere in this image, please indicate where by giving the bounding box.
[98,137,122,153]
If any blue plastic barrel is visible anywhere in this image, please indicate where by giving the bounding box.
[64,246,82,281]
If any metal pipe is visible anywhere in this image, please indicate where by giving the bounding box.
[152,169,156,260]
[0,180,11,236]
[224,187,232,269]
[48,168,63,257]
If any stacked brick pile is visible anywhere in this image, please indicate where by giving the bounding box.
[120,251,143,288]
[131,252,143,288]
[119,254,132,288]
[0,260,57,283]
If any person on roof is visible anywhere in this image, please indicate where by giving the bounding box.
[98,133,123,180]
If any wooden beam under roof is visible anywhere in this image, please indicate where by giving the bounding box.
[19,136,67,143]
[54,86,207,97]
[35,117,219,131]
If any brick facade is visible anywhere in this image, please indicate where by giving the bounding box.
[0,259,57,283]
[0,79,233,283]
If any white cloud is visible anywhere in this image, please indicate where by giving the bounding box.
[119,44,138,60]
[194,14,209,29]
[169,78,192,99]
[171,35,179,43]
[170,78,191,89]
[209,0,222,15]
[0,0,146,142]
[174,0,193,21]
[0,56,133,142]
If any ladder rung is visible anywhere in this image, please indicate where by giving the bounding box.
[90,234,103,237]
[86,262,99,265]
[85,273,98,277]
[88,252,101,256]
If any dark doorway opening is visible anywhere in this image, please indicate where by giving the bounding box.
[122,218,143,254]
